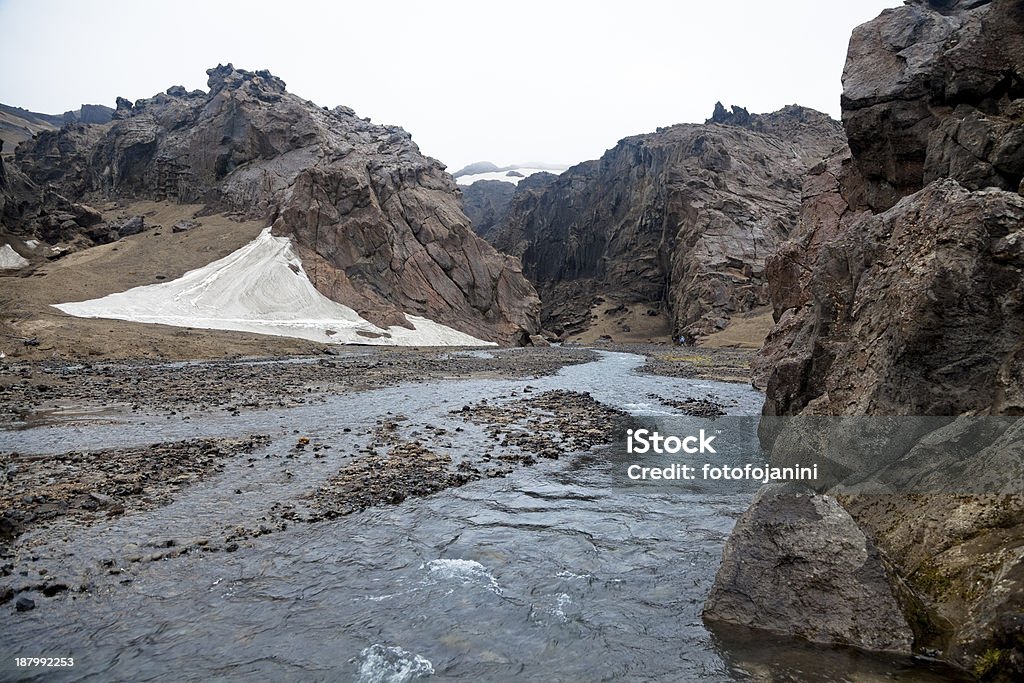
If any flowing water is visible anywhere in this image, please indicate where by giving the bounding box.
[0,352,964,681]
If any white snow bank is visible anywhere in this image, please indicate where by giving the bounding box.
[0,244,29,269]
[54,228,496,347]
[456,167,565,186]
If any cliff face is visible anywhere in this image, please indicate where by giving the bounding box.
[10,65,541,344]
[758,0,1024,418]
[842,0,1024,211]
[461,179,516,240]
[489,105,845,338]
[709,1,1024,676]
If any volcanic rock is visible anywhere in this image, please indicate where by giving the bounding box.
[461,179,516,240]
[842,0,1024,210]
[704,484,914,654]
[721,0,1024,676]
[10,64,541,344]
[488,105,845,339]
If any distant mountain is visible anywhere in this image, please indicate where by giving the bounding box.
[452,161,568,186]
[452,160,567,177]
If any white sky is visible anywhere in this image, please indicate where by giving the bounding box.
[0,0,900,171]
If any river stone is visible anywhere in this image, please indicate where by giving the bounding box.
[703,484,913,654]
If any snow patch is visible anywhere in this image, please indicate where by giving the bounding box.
[0,244,29,269]
[53,228,495,347]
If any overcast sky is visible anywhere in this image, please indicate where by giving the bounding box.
[0,0,900,171]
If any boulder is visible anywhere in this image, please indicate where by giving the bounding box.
[72,203,103,227]
[117,215,145,237]
[704,484,914,653]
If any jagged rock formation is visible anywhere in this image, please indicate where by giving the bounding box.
[461,179,516,240]
[488,105,845,338]
[8,65,541,344]
[842,0,1024,211]
[711,1,1024,677]
[759,0,1023,418]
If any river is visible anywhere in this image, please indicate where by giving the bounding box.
[0,351,964,681]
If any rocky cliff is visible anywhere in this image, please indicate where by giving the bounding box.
[757,0,1023,418]
[709,1,1024,677]
[488,105,845,339]
[461,179,516,240]
[7,65,541,344]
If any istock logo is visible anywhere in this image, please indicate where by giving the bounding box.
[626,428,716,454]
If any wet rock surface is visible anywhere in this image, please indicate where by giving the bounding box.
[454,389,631,463]
[298,389,632,521]
[647,393,727,417]
[1,435,270,544]
[309,441,475,518]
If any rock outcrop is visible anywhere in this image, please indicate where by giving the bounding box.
[488,105,845,339]
[841,0,1024,210]
[713,1,1024,677]
[8,65,541,344]
[757,0,1023,418]
[461,179,516,240]
[756,161,1024,417]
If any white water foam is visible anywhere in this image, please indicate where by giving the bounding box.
[53,228,494,347]
[529,592,574,625]
[355,644,434,682]
[421,558,502,595]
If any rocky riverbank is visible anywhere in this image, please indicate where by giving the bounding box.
[0,347,597,426]
[1,346,733,616]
